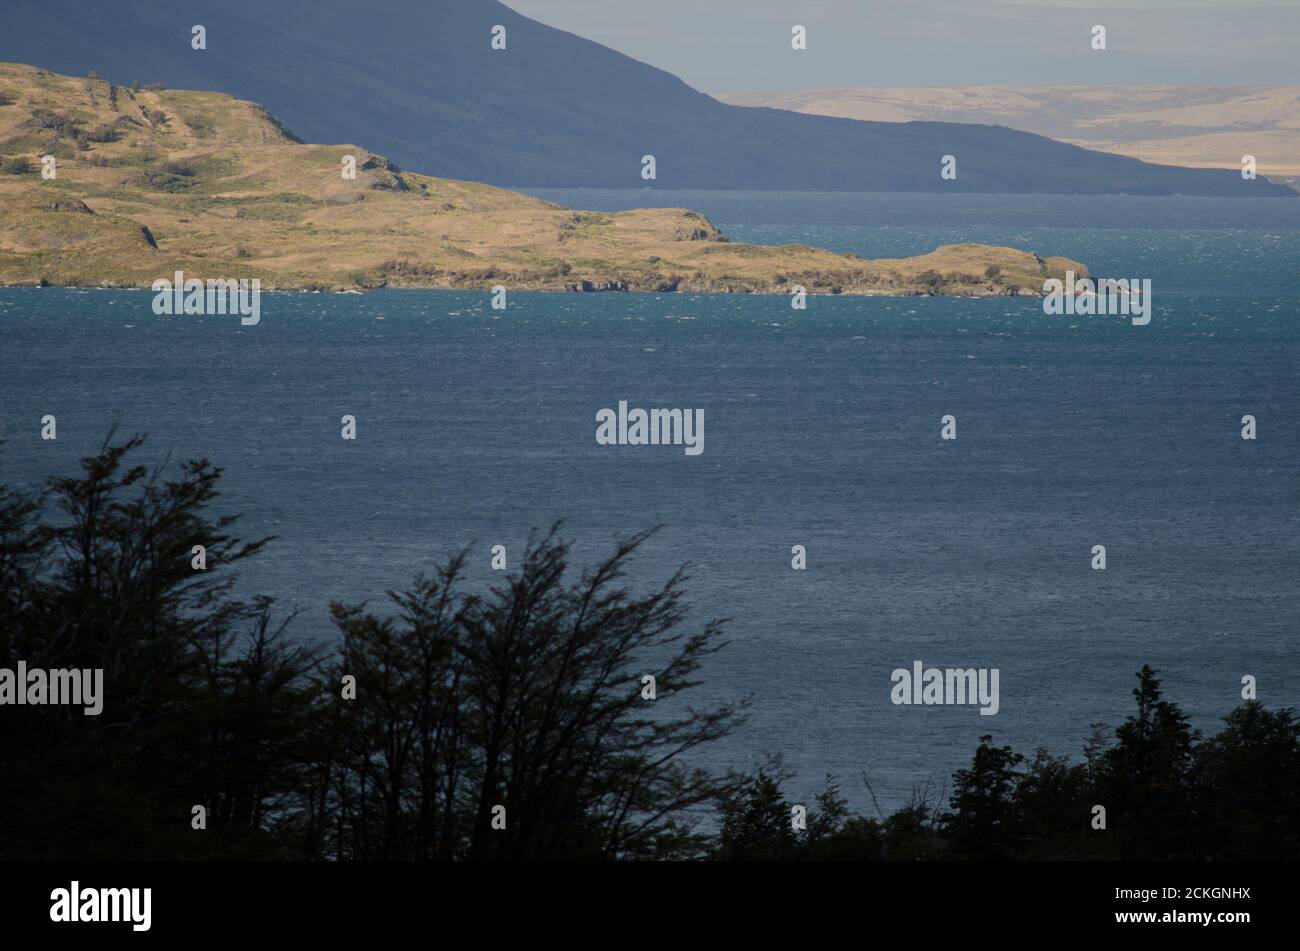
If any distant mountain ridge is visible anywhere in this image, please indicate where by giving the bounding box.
[717,86,1300,184]
[0,0,1291,197]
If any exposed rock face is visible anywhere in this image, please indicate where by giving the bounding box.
[359,155,401,173]
[47,198,93,214]
[570,279,631,292]
[368,173,411,192]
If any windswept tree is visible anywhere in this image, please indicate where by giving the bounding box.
[0,434,314,859]
[5,437,1298,862]
[307,526,747,861]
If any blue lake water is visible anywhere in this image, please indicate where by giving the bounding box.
[2,192,1297,812]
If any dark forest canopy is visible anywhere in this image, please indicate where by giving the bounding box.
[1,435,1297,860]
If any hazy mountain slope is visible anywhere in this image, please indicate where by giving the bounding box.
[718,86,1300,181]
[508,0,1300,91]
[0,0,1289,196]
[0,63,1083,295]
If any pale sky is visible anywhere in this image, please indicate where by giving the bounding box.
[504,0,1300,91]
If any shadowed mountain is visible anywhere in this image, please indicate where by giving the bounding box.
[717,86,1300,184]
[0,0,1291,196]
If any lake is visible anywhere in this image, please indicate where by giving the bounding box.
[2,192,1297,812]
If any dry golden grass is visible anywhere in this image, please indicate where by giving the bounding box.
[0,63,1083,295]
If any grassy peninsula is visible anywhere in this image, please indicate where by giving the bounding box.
[0,63,1086,296]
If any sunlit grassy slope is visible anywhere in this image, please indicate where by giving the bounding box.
[0,63,1084,296]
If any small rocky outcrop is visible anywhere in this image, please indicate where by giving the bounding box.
[46,197,94,214]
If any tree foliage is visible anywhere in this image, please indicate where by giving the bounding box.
[2,437,1297,861]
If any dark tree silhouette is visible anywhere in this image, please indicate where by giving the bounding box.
[1196,701,1300,860]
[1098,665,1197,859]
[0,433,299,859]
[942,736,1025,860]
[3,437,1298,862]
[305,526,747,861]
